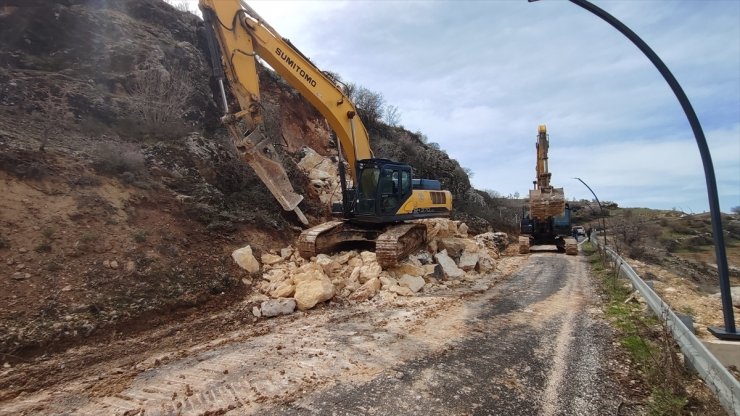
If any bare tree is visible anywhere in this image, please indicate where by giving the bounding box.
[127,66,193,136]
[384,104,401,127]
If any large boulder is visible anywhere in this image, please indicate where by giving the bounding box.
[434,249,465,279]
[232,245,260,273]
[294,277,336,310]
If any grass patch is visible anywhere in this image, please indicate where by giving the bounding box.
[586,244,689,414]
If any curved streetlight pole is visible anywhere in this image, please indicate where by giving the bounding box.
[529,0,736,339]
[573,177,607,251]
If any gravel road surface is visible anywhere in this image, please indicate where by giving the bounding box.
[0,253,631,415]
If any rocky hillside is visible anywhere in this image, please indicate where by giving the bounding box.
[0,0,507,360]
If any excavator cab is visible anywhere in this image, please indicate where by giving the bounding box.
[353,159,413,221]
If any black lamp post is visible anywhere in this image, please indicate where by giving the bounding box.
[530,0,737,340]
[573,177,607,251]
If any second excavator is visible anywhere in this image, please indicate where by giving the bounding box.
[519,125,577,255]
[200,0,452,267]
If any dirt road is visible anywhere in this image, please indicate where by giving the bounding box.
[0,252,630,415]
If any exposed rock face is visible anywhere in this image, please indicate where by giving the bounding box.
[232,245,260,273]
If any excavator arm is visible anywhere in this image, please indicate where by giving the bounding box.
[200,0,372,186]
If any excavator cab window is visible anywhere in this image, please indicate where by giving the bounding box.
[379,166,411,215]
[356,166,380,215]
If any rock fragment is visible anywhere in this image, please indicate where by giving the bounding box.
[260,298,296,317]
[232,245,260,273]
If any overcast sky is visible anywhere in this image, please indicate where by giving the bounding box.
[189,0,739,213]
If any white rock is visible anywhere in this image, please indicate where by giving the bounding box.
[252,306,262,317]
[379,275,399,289]
[476,251,496,273]
[109,260,119,270]
[333,251,355,265]
[261,298,296,317]
[280,247,293,259]
[308,169,331,180]
[350,277,381,301]
[263,269,287,283]
[261,253,283,265]
[232,245,260,273]
[316,254,340,274]
[359,262,382,283]
[295,278,335,310]
[434,249,465,279]
[297,147,325,171]
[360,251,377,264]
[398,274,425,293]
[270,281,295,298]
[292,262,326,284]
[390,285,414,297]
[458,223,469,237]
[458,251,480,272]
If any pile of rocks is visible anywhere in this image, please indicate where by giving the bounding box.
[232,219,508,317]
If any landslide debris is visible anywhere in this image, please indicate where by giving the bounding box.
[233,217,509,315]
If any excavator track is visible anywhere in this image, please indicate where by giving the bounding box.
[297,221,346,260]
[298,221,427,268]
[375,223,427,268]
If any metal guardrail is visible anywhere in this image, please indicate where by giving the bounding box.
[591,236,740,415]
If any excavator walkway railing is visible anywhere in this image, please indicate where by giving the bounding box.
[591,235,740,415]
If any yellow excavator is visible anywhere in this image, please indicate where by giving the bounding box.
[518,125,577,255]
[199,0,452,267]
